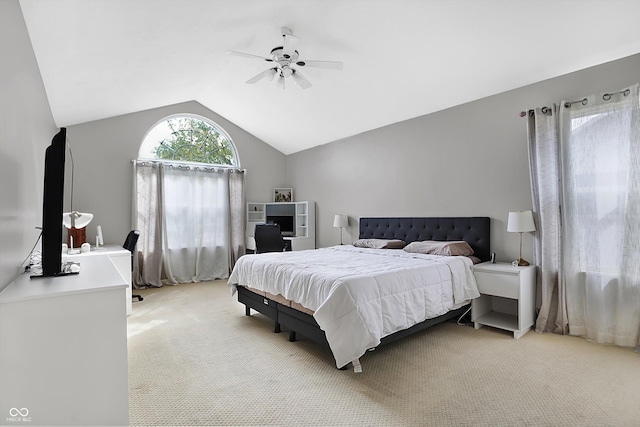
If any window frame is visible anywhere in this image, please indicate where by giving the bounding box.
[138,113,240,167]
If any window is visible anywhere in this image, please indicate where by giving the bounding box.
[139,114,239,166]
[133,115,245,286]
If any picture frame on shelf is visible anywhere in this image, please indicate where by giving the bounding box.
[274,188,293,203]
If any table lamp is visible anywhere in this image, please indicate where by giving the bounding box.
[333,214,348,245]
[507,210,536,266]
[63,211,93,249]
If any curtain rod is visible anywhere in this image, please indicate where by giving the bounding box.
[519,107,551,118]
[519,88,632,117]
[132,159,245,173]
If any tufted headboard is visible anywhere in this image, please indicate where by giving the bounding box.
[359,217,491,262]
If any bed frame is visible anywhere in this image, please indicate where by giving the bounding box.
[237,216,491,367]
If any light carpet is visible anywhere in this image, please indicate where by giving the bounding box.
[127,281,640,426]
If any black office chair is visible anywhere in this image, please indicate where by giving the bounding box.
[123,230,142,302]
[254,223,290,254]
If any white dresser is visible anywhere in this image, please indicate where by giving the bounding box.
[66,244,132,315]
[0,254,129,426]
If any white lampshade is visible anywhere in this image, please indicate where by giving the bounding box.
[507,211,536,233]
[62,211,94,229]
[333,214,348,228]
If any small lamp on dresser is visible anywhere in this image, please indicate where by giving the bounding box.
[333,214,349,245]
[507,210,536,266]
[63,211,93,251]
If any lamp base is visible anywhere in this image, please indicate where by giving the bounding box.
[67,227,86,248]
[514,257,530,266]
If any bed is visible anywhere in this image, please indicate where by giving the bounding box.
[228,216,490,370]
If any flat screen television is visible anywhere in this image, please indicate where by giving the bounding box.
[33,128,68,278]
[266,215,295,237]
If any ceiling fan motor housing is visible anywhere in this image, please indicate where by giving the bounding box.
[270,47,299,62]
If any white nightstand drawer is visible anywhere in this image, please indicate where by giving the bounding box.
[474,271,519,299]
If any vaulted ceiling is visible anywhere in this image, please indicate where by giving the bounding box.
[19,0,640,154]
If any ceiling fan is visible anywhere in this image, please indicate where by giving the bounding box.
[227,27,343,89]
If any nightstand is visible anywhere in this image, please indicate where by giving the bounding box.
[471,262,536,339]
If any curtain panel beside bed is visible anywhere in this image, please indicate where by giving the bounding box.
[527,83,640,351]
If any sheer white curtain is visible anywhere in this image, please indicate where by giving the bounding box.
[527,105,568,334]
[528,84,640,350]
[227,168,246,268]
[559,84,640,347]
[162,165,230,283]
[132,161,246,287]
[132,161,164,287]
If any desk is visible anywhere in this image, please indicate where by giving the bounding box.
[246,236,309,252]
[0,254,129,426]
[66,245,132,315]
[284,236,313,251]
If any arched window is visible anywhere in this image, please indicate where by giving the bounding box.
[139,114,239,166]
[133,114,245,287]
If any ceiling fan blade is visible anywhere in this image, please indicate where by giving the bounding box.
[291,70,312,89]
[296,60,343,70]
[282,34,300,58]
[227,50,273,62]
[246,68,277,84]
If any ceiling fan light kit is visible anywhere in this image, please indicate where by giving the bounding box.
[227,27,342,89]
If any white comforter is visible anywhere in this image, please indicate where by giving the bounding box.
[228,245,479,368]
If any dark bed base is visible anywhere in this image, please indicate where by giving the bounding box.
[238,285,470,367]
[236,216,489,368]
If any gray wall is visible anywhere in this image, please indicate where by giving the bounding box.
[66,102,286,246]
[2,0,639,289]
[0,0,58,290]
[287,53,640,262]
